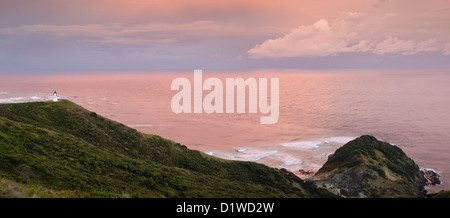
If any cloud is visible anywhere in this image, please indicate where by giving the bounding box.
[415,39,439,53]
[248,12,373,58]
[373,37,438,55]
[0,21,249,48]
[248,11,442,58]
[1,0,449,70]
[372,37,415,55]
[248,15,370,58]
[0,20,256,69]
[444,43,450,56]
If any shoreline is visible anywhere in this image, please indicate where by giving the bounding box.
[0,99,446,193]
[204,137,445,193]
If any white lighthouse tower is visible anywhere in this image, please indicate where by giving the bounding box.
[53,91,58,102]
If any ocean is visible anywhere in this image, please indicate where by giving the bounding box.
[1,69,449,193]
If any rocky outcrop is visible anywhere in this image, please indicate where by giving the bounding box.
[298,169,315,177]
[422,169,441,186]
[311,135,427,198]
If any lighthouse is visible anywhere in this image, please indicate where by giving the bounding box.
[53,91,58,102]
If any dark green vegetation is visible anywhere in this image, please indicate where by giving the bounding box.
[1,101,447,198]
[0,100,336,198]
[313,135,427,198]
[427,190,450,198]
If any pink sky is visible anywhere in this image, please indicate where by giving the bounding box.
[0,0,449,71]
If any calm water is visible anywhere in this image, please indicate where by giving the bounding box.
[1,69,449,192]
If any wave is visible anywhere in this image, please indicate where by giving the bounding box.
[0,97,26,103]
[252,150,278,162]
[284,161,302,166]
[420,168,442,174]
[281,136,355,149]
[0,95,51,103]
[281,140,323,149]
[205,135,357,173]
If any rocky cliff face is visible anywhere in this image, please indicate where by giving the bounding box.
[312,135,427,198]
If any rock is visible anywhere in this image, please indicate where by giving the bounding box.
[311,135,427,198]
[298,169,315,176]
[422,169,441,186]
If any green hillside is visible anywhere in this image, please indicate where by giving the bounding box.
[312,135,427,198]
[0,100,335,198]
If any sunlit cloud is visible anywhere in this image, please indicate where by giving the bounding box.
[0,21,250,47]
[444,43,450,56]
[248,13,373,58]
[1,0,449,70]
[248,11,446,58]
[373,37,438,55]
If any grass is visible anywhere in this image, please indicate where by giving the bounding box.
[0,176,56,198]
[0,100,334,198]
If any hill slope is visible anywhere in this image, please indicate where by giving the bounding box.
[312,135,427,198]
[0,100,336,198]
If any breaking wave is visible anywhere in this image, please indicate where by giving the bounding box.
[206,136,356,174]
[0,95,51,103]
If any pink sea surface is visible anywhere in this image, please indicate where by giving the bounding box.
[1,69,449,193]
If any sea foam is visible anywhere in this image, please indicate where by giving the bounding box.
[0,95,51,103]
[206,136,356,174]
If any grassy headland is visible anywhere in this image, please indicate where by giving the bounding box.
[0,100,335,198]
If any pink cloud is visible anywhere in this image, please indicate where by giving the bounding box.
[248,14,370,58]
[372,37,413,55]
[0,21,252,47]
[373,37,438,55]
[444,43,450,56]
[248,10,444,58]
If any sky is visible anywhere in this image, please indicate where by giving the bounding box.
[0,0,449,72]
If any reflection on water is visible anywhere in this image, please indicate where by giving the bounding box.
[1,69,449,192]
